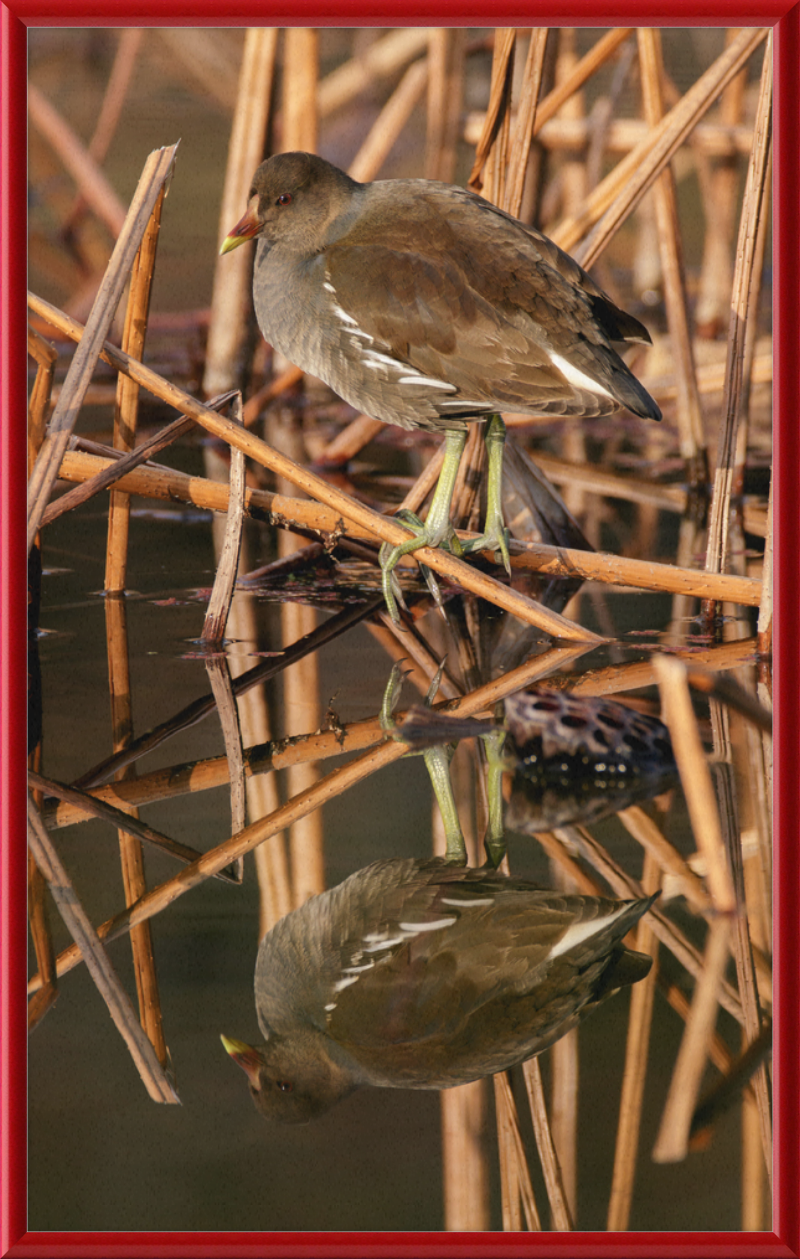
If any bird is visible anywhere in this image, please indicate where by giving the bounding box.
[222,856,657,1124]
[220,151,662,621]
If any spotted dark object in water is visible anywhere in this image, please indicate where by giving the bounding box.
[502,688,678,833]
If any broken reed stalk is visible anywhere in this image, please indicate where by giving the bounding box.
[201,395,246,643]
[652,915,732,1162]
[554,27,767,264]
[27,80,128,237]
[75,598,383,792]
[204,28,278,398]
[271,10,327,925]
[26,796,179,1104]
[63,28,145,235]
[522,1057,574,1229]
[425,28,466,184]
[104,182,169,1068]
[27,641,590,997]
[704,37,773,583]
[606,851,660,1230]
[27,143,179,552]
[653,655,737,913]
[52,448,763,608]
[29,769,241,882]
[636,28,706,471]
[349,59,429,182]
[441,1080,490,1231]
[27,328,57,472]
[28,295,599,645]
[493,1072,541,1230]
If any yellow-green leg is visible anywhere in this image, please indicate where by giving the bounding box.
[460,413,511,574]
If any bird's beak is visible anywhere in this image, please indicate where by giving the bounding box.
[220,1034,262,1089]
[220,198,260,255]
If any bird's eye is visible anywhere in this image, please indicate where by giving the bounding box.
[276,193,293,206]
[276,1079,294,1092]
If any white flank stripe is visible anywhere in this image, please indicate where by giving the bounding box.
[440,895,494,907]
[549,351,614,400]
[549,905,628,960]
[363,349,402,370]
[332,974,360,993]
[362,934,406,952]
[397,375,456,391]
[398,916,456,933]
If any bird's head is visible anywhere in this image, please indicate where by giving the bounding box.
[220,1031,358,1124]
[220,152,359,256]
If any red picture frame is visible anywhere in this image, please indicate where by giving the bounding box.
[3,3,798,1255]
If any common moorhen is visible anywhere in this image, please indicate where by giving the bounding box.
[221,152,661,620]
[222,857,656,1124]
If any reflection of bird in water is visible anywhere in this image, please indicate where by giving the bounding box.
[221,151,660,620]
[223,857,656,1124]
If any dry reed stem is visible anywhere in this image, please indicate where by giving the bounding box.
[27,844,59,1031]
[43,411,198,527]
[205,659,246,885]
[317,28,430,117]
[28,641,590,996]
[27,328,57,473]
[652,915,731,1162]
[653,655,737,913]
[522,1057,574,1230]
[75,598,381,792]
[29,294,599,644]
[530,28,633,139]
[606,851,660,1230]
[505,30,549,218]
[710,713,773,1180]
[468,29,516,193]
[556,825,745,1025]
[465,113,757,159]
[27,795,179,1103]
[203,28,278,398]
[552,28,767,263]
[493,1072,541,1230]
[549,1030,578,1223]
[271,419,327,910]
[637,28,706,469]
[283,28,318,154]
[102,187,170,1067]
[30,769,240,882]
[529,449,768,539]
[314,414,384,466]
[53,449,762,607]
[202,397,246,643]
[63,29,145,234]
[27,81,128,237]
[565,637,758,700]
[425,29,466,184]
[26,144,179,552]
[348,59,429,182]
[694,31,747,335]
[617,806,711,913]
[705,39,772,580]
[105,596,168,1067]
[441,1080,490,1231]
[689,1018,772,1149]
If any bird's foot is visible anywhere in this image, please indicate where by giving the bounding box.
[460,520,512,575]
[379,509,461,624]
